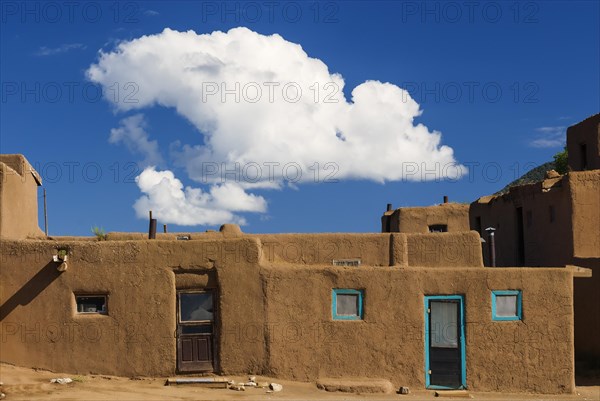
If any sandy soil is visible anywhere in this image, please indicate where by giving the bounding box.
[0,363,598,401]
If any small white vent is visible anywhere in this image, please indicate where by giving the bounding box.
[176,235,190,241]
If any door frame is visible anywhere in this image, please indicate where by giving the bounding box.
[176,289,217,373]
[424,295,466,390]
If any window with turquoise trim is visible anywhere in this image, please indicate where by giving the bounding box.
[332,289,363,320]
[491,290,522,321]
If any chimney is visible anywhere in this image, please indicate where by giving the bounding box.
[148,211,157,239]
[443,196,448,204]
[386,203,393,212]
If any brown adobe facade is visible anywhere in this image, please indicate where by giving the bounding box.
[0,147,593,394]
[0,154,44,240]
[469,115,600,365]
[0,230,584,394]
[381,114,600,371]
[567,113,600,171]
[381,200,470,234]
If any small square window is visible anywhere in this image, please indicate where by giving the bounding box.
[332,289,363,320]
[76,295,107,314]
[429,224,448,233]
[491,290,522,321]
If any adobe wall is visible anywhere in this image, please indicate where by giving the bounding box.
[0,155,44,240]
[382,204,470,234]
[469,177,573,267]
[569,171,600,259]
[261,266,575,394]
[0,235,576,393]
[569,172,600,364]
[0,237,265,377]
[406,232,483,267]
[572,258,600,364]
[249,232,482,268]
[250,233,393,266]
[567,114,600,171]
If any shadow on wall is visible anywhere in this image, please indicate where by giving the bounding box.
[0,262,61,321]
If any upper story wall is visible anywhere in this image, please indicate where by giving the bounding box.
[567,113,600,171]
[0,154,44,240]
[470,175,573,267]
[469,169,600,267]
[249,231,483,268]
[382,203,470,234]
[570,171,600,258]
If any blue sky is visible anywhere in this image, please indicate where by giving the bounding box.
[1,1,598,236]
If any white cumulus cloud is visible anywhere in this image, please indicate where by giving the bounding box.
[88,27,465,226]
[109,114,163,166]
[134,167,266,226]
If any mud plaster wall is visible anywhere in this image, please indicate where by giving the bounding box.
[573,258,600,362]
[0,157,44,240]
[406,232,483,267]
[569,171,600,259]
[0,237,576,393]
[250,234,392,266]
[261,266,574,394]
[383,204,470,234]
[250,232,482,268]
[567,114,600,171]
[469,177,573,267]
[0,238,263,377]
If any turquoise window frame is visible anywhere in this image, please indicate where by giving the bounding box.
[491,290,522,321]
[332,289,363,320]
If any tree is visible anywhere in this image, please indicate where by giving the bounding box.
[553,146,568,174]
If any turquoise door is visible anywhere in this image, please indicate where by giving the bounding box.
[424,295,466,389]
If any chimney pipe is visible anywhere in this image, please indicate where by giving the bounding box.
[149,219,157,239]
[163,224,168,233]
[386,203,393,212]
[443,196,448,204]
[148,210,156,239]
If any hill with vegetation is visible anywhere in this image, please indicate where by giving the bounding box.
[495,161,555,195]
[494,147,567,195]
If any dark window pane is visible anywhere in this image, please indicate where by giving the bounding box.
[180,293,213,322]
[429,225,448,233]
[181,325,212,335]
[76,296,106,313]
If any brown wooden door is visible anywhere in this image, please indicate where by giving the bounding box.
[177,290,216,372]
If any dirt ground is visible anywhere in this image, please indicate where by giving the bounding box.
[0,363,598,401]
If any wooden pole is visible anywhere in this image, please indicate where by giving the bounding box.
[43,188,48,236]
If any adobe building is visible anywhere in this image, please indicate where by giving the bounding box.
[567,113,600,171]
[469,114,600,367]
[0,154,44,240]
[381,197,470,234]
[0,154,592,395]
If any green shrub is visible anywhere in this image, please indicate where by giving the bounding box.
[553,147,569,174]
[91,226,108,241]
